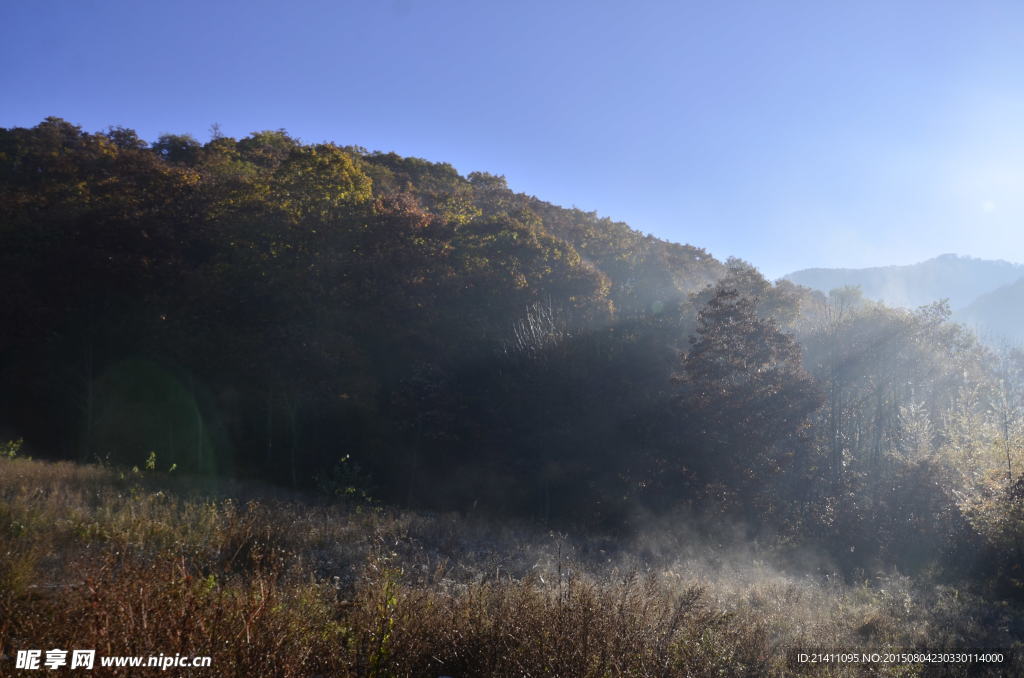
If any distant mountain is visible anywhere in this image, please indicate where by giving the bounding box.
[785,254,1024,310]
[955,277,1024,346]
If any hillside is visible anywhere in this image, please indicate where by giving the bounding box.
[956,277,1024,346]
[785,254,1024,309]
[0,118,739,525]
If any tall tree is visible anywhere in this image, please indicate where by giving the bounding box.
[675,287,822,523]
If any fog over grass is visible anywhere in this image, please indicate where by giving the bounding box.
[2,456,1020,677]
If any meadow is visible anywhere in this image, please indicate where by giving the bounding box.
[2,455,1018,677]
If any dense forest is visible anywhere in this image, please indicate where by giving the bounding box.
[2,117,1023,609]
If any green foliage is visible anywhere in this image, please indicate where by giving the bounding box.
[152,133,201,164]
[316,454,375,504]
[271,144,373,223]
[1,438,22,459]
[956,475,1024,599]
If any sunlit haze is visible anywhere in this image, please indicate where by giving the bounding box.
[3,0,1023,278]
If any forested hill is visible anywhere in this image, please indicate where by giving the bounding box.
[357,150,729,311]
[0,118,743,518]
[6,119,1024,594]
[1,118,727,333]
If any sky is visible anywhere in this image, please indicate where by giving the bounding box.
[2,0,1023,279]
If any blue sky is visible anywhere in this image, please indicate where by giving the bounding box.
[3,0,1023,279]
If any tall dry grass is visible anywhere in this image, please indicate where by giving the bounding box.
[1,457,1019,677]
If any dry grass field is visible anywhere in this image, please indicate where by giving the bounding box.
[1,456,1019,677]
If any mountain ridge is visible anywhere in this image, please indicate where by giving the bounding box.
[785,254,1024,310]
[956,276,1024,346]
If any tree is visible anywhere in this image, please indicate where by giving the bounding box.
[152,133,201,165]
[675,287,822,523]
